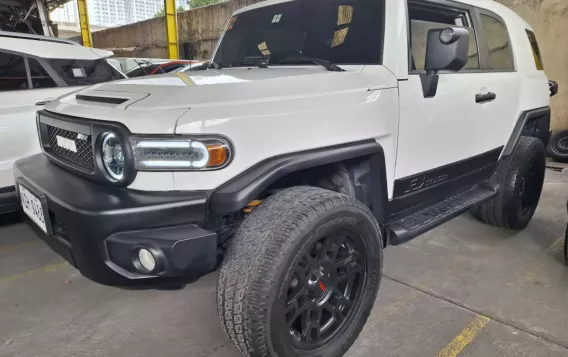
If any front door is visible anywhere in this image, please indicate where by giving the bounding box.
[392,0,518,215]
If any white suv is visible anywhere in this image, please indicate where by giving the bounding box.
[13,1,553,356]
[0,32,124,214]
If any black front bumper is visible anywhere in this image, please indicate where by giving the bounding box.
[14,154,218,287]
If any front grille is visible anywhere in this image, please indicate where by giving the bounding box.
[47,125,94,170]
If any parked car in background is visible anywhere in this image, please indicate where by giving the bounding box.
[125,59,202,77]
[0,31,125,214]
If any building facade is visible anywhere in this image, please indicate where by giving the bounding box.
[52,0,186,28]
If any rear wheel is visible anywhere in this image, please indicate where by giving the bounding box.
[473,137,545,230]
[217,186,382,357]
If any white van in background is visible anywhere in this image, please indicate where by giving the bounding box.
[0,31,125,214]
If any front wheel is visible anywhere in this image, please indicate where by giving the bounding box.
[217,186,382,357]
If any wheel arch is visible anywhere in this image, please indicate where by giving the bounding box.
[503,106,551,157]
[209,140,390,224]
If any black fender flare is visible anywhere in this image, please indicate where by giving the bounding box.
[209,140,390,223]
[503,106,551,157]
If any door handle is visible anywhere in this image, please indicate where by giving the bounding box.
[475,92,496,103]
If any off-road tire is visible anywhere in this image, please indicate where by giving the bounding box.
[473,137,545,230]
[217,186,382,357]
[547,130,568,163]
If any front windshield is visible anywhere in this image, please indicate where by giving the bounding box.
[212,0,384,68]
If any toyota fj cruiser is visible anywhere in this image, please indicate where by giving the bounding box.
[14,0,553,356]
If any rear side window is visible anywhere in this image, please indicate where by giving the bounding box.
[408,3,479,71]
[27,58,57,89]
[0,53,28,91]
[48,59,124,86]
[479,14,514,71]
[526,29,544,70]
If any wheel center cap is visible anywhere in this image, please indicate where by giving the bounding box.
[307,267,331,301]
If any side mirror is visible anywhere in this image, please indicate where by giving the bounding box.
[549,80,558,97]
[420,27,470,98]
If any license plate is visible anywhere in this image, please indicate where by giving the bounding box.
[56,135,77,152]
[19,185,47,233]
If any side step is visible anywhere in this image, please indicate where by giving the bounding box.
[387,184,498,246]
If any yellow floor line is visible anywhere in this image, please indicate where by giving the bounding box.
[0,261,68,284]
[0,241,39,253]
[435,315,491,357]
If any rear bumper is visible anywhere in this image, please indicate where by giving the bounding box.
[14,154,218,287]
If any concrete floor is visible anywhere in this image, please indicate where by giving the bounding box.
[1,170,567,357]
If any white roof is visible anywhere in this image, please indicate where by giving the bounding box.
[0,36,114,60]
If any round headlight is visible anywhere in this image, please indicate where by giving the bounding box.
[101,133,125,181]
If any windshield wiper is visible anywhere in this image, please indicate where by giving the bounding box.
[187,61,222,71]
[302,57,345,72]
[208,61,222,69]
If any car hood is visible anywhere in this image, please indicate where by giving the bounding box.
[48,65,395,134]
[60,66,368,109]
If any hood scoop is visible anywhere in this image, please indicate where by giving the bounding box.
[76,94,129,105]
[68,89,150,109]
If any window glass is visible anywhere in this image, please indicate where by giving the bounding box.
[480,14,514,70]
[27,58,57,88]
[159,64,186,73]
[47,58,123,86]
[526,29,544,70]
[213,0,384,67]
[0,53,28,91]
[409,5,479,71]
[126,64,158,77]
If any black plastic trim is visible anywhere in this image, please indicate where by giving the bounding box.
[105,224,217,279]
[76,94,129,105]
[389,147,502,219]
[0,185,18,214]
[210,140,389,222]
[37,109,138,187]
[14,153,211,286]
[503,106,551,157]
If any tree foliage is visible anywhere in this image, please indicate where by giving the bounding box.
[187,0,221,10]
[153,6,186,18]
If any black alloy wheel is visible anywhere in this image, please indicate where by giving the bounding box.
[285,231,366,349]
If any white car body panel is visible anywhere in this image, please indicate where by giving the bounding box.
[173,66,399,195]
[25,0,550,199]
[0,87,79,188]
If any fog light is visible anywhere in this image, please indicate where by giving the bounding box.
[138,248,156,272]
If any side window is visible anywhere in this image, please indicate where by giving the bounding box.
[526,29,544,70]
[27,58,58,89]
[0,52,29,91]
[409,3,479,71]
[479,14,514,71]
